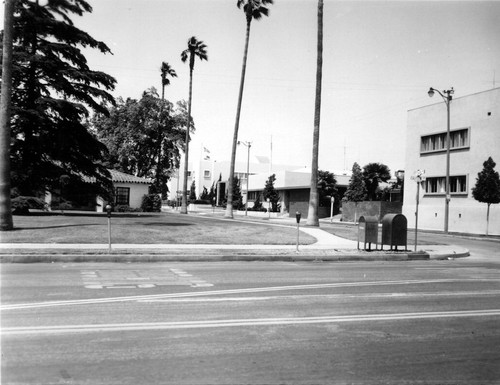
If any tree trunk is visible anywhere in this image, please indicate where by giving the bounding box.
[0,0,15,231]
[306,0,323,227]
[225,19,252,219]
[181,67,194,214]
[486,203,490,236]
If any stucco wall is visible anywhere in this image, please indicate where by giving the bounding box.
[114,182,149,209]
[403,88,500,235]
[342,201,403,223]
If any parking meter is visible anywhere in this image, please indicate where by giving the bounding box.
[295,212,301,252]
[105,204,112,218]
[105,204,112,251]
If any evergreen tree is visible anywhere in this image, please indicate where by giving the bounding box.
[189,180,196,202]
[6,0,116,197]
[199,186,209,201]
[231,176,244,210]
[472,157,500,235]
[263,173,280,212]
[344,162,366,202]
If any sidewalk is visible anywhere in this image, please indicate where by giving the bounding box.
[0,213,470,263]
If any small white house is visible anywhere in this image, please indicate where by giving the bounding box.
[96,170,153,211]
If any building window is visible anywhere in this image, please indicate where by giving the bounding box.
[115,187,130,205]
[420,128,470,154]
[204,170,211,178]
[424,176,467,195]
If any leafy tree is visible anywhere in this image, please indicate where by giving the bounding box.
[263,174,280,212]
[6,0,116,199]
[307,0,323,227]
[92,89,188,196]
[180,36,208,214]
[472,157,500,235]
[343,162,366,202]
[318,170,337,207]
[362,162,391,201]
[226,0,273,219]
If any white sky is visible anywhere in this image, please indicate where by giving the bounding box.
[10,0,500,175]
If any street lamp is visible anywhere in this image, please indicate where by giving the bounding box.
[428,87,454,233]
[237,140,252,216]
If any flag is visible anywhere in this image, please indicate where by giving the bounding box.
[203,146,211,160]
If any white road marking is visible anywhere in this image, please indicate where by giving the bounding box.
[3,309,500,336]
[137,290,500,303]
[1,279,497,311]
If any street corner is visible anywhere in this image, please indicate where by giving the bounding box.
[422,245,470,260]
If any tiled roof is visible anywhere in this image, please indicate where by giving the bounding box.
[109,170,153,184]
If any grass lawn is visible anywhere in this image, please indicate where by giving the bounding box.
[0,212,316,245]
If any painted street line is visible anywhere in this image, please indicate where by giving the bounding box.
[3,309,500,336]
[136,290,500,303]
[1,278,498,311]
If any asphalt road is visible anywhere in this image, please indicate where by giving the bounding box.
[2,247,500,384]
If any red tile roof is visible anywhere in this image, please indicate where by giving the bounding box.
[109,170,153,184]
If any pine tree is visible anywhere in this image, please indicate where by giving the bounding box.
[472,157,500,235]
[6,0,116,198]
[344,162,366,202]
[263,174,280,212]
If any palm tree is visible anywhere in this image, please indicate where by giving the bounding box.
[160,61,177,101]
[154,62,176,194]
[180,36,208,214]
[306,0,323,227]
[362,162,391,201]
[0,0,15,231]
[225,0,273,219]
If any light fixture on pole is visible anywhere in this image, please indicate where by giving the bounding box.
[428,87,454,233]
[237,140,252,216]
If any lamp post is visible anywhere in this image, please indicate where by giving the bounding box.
[428,87,454,233]
[238,141,252,216]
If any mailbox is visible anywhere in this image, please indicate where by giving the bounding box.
[357,215,379,251]
[381,213,407,251]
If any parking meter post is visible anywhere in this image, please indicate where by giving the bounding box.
[105,204,112,252]
[330,196,334,223]
[295,212,301,252]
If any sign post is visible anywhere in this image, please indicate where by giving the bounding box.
[411,170,426,252]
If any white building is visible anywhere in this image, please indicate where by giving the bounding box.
[403,87,500,235]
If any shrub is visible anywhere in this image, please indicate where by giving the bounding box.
[115,204,139,212]
[141,194,162,212]
[11,196,48,215]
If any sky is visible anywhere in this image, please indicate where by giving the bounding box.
[7,0,500,176]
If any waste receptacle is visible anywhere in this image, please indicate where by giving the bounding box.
[381,213,407,251]
[357,215,379,251]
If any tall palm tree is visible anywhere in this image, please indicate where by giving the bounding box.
[154,62,176,194]
[160,61,177,101]
[225,0,273,219]
[306,0,323,227]
[0,0,15,231]
[180,36,208,214]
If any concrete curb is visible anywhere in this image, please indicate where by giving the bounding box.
[0,247,469,263]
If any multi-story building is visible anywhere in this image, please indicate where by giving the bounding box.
[403,87,500,235]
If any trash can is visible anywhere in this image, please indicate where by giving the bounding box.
[357,215,379,251]
[381,213,407,251]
